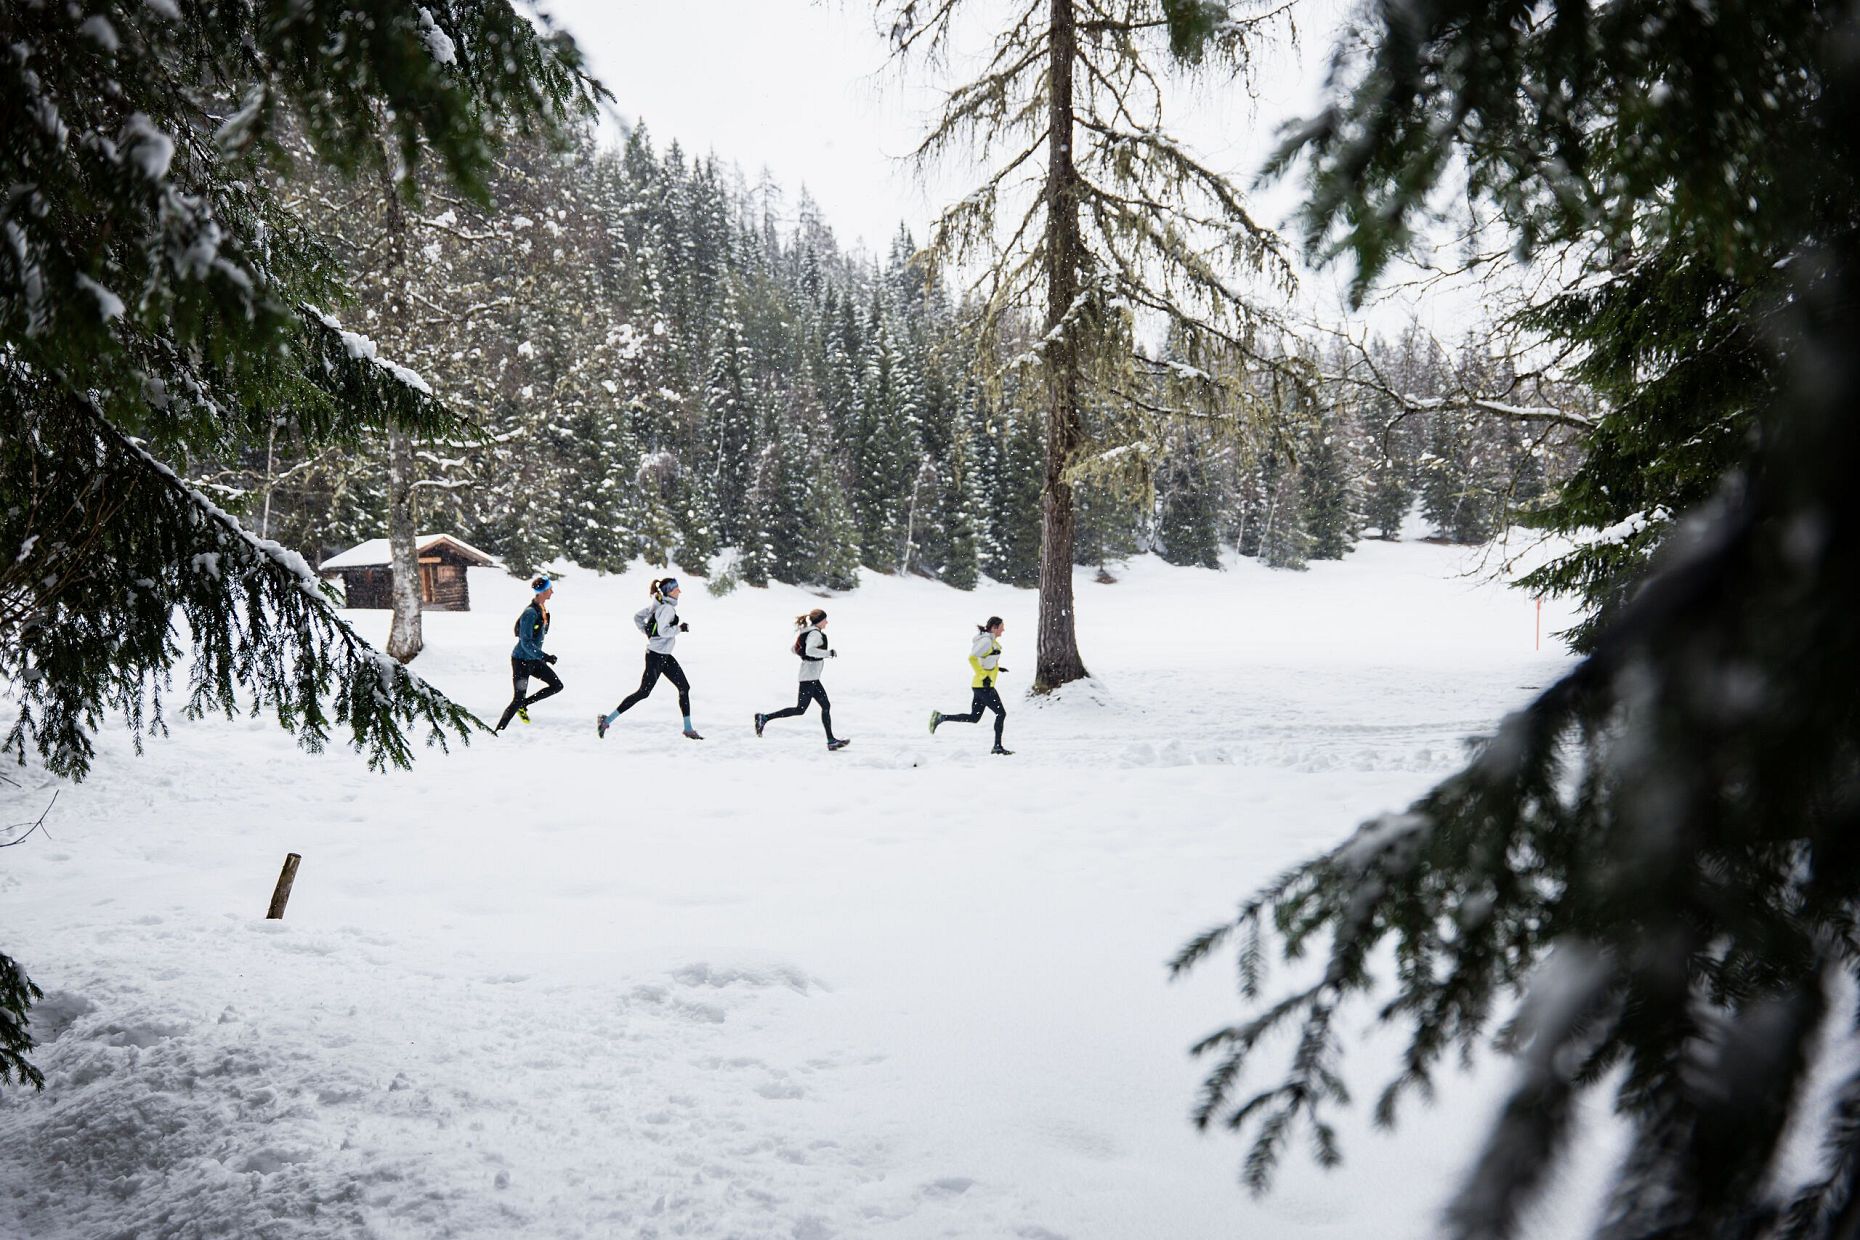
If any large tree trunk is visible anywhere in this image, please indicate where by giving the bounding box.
[1035,0,1089,693]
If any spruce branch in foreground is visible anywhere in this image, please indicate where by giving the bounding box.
[1,0,603,1088]
[3,378,481,781]
[1177,243,1860,1236]
[1169,0,1860,1222]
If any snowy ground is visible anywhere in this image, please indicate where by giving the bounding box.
[1,539,1617,1239]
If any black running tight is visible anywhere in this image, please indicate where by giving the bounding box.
[614,651,691,717]
[763,680,834,740]
[941,686,1005,745]
[496,657,563,729]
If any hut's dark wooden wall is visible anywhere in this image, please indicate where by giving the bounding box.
[420,557,471,610]
[326,543,479,610]
[336,567,393,609]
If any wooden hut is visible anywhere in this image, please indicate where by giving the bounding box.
[318,534,497,610]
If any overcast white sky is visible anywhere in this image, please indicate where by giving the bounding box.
[534,0,1467,333]
[539,1,924,254]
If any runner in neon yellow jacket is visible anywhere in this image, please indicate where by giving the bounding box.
[968,626,1004,687]
[930,616,1012,754]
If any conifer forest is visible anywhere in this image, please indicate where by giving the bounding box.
[224,124,1587,594]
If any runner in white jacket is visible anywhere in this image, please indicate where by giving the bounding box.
[597,577,702,740]
[755,608,849,750]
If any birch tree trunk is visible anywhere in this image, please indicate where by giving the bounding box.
[384,427,423,662]
[379,146,423,664]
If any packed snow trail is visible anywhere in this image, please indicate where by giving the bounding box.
[0,546,1619,1239]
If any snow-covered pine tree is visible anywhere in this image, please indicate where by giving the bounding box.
[1504,421,1547,513]
[654,140,698,376]
[1259,465,1310,571]
[853,312,926,571]
[793,396,863,591]
[1358,402,1413,540]
[1156,433,1223,569]
[737,442,778,589]
[618,121,664,258]
[1301,406,1357,561]
[1234,450,1268,559]
[1,0,601,1083]
[938,384,990,591]
[1071,471,1147,570]
[823,291,863,460]
[1238,417,1309,570]
[758,383,817,585]
[900,456,942,576]
[683,157,736,346]
[907,322,962,575]
[1360,451,1411,541]
[1419,405,1486,543]
[793,193,833,333]
[984,402,1046,589]
[608,234,688,566]
[702,285,760,546]
[670,465,720,579]
[885,225,929,332]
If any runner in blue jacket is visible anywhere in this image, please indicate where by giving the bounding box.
[495,577,562,731]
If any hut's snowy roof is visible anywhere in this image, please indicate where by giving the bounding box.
[318,533,498,572]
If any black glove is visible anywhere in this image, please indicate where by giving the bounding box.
[828,649,837,658]
[679,622,690,632]
[998,666,1009,674]
[544,654,558,665]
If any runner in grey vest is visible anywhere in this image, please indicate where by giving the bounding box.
[597,577,702,740]
[755,608,848,750]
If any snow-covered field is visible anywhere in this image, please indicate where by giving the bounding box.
[1,540,1610,1240]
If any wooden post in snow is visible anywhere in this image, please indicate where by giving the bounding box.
[266,852,302,919]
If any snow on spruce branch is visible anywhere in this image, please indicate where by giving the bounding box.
[109,417,474,738]
[304,304,435,395]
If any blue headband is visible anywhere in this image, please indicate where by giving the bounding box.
[534,578,552,594]
[658,578,679,593]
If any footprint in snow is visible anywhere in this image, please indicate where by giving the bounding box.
[673,999,726,1024]
[755,1079,805,1100]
